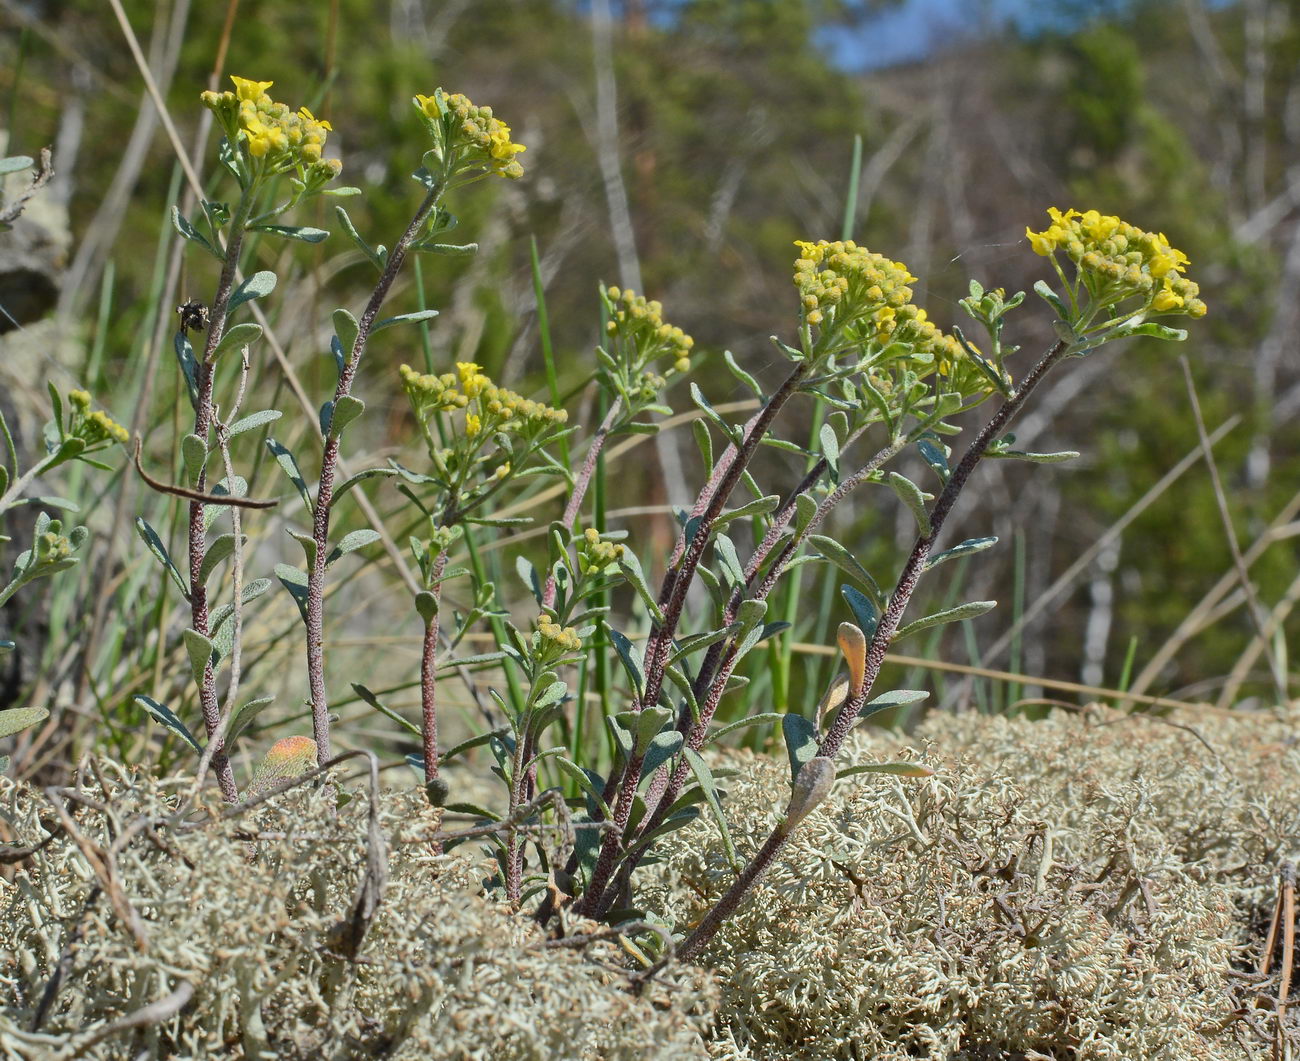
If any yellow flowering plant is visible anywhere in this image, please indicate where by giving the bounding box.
[122,78,1212,974]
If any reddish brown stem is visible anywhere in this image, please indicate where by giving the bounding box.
[542,398,622,609]
[678,340,1070,961]
[185,192,256,804]
[420,550,448,786]
[304,184,442,765]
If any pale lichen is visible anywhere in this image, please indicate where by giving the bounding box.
[643,704,1300,1060]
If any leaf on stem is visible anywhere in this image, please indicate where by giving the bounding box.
[893,600,996,642]
[134,694,202,753]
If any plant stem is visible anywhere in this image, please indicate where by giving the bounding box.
[186,190,256,803]
[304,183,442,766]
[678,339,1070,961]
[420,549,448,786]
[541,398,622,609]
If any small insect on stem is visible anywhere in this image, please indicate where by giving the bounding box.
[176,300,210,335]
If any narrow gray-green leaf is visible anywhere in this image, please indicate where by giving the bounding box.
[229,270,277,311]
[885,471,932,536]
[0,706,48,739]
[373,309,440,332]
[211,322,263,363]
[252,224,329,243]
[199,533,243,585]
[684,747,741,871]
[228,409,283,437]
[925,536,998,571]
[326,528,380,566]
[265,438,312,512]
[893,600,996,642]
[182,629,215,684]
[134,517,188,596]
[134,695,202,753]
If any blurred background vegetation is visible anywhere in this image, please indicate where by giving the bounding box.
[0,0,1296,781]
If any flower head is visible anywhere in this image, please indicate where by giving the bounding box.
[415,90,526,179]
[201,76,337,185]
[1026,208,1206,319]
[603,285,695,380]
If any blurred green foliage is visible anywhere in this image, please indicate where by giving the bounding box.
[2,0,1296,758]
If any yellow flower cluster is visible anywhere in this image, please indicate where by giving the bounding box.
[578,527,625,574]
[400,364,469,415]
[416,91,526,179]
[201,77,339,180]
[399,362,566,441]
[793,240,916,330]
[1026,208,1206,318]
[67,389,129,445]
[604,286,694,375]
[457,362,568,433]
[538,619,582,652]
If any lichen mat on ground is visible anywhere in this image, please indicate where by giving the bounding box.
[1,704,1293,1058]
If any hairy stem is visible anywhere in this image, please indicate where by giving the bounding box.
[678,339,1070,961]
[186,191,256,803]
[542,397,622,609]
[305,184,442,765]
[420,549,448,786]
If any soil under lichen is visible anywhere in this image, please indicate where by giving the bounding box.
[2,704,1297,1059]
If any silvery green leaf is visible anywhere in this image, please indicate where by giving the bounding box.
[265,439,312,512]
[373,309,439,332]
[203,477,248,531]
[820,422,840,479]
[181,433,207,485]
[287,528,317,568]
[781,712,819,783]
[228,409,282,437]
[608,628,644,698]
[274,563,311,623]
[171,206,220,259]
[713,534,743,587]
[0,154,33,175]
[837,761,934,779]
[414,591,438,624]
[988,448,1080,464]
[640,730,683,780]
[182,629,214,684]
[134,517,188,596]
[691,419,712,468]
[211,322,262,363]
[330,395,365,437]
[794,492,819,535]
[893,600,996,642]
[209,577,272,653]
[172,332,200,408]
[251,224,328,243]
[916,437,950,484]
[335,206,384,270]
[703,712,784,746]
[0,706,48,739]
[925,536,998,571]
[334,467,397,502]
[809,535,884,609]
[722,350,761,397]
[616,550,662,622]
[228,696,275,744]
[333,309,359,357]
[885,472,932,536]
[841,584,879,641]
[858,688,928,722]
[134,695,202,753]
[229,270,277,310]
[199,533,243,585]
[1033,279,1067,317]
[326,528,380,566]
[714,494,780,529]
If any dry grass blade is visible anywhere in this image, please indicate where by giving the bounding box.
[1179,358,1289,707]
